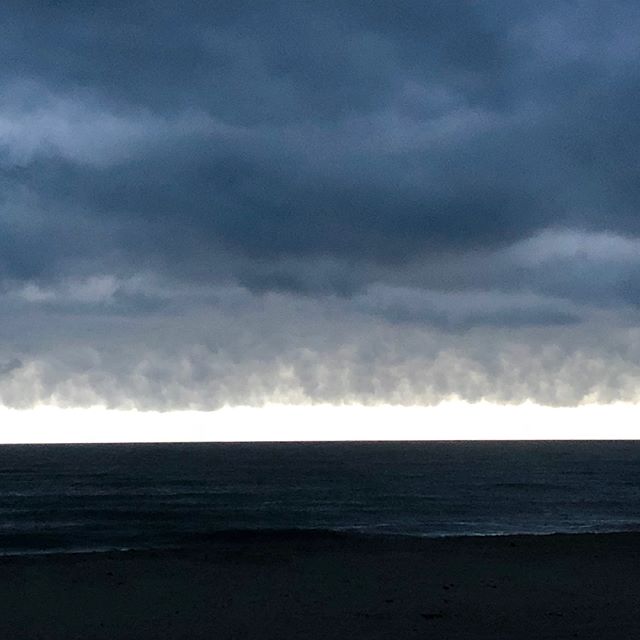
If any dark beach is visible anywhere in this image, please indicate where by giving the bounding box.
[1,531,638,639]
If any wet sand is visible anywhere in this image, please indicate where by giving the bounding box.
[0,531,639,639]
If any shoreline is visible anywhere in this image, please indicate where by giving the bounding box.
[2,527,640,558]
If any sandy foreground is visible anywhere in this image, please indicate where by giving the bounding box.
[0,531,638,639]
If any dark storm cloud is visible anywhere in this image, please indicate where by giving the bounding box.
[1,1,640,408]
[3,0,640,268]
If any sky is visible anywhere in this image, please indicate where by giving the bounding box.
[1,2,640,439]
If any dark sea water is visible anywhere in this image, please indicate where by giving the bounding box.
[1,442,640,555]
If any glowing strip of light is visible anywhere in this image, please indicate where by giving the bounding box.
[0,401,638,443]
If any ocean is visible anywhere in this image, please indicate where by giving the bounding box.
[1,441,639,555]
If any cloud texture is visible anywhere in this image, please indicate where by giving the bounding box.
[2,1,640,408]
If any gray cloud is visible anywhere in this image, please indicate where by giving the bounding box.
[1,289,639,409]
[0,358,22,378]
[1,1,640,408]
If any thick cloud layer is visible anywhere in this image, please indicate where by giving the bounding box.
[1,1,640,408]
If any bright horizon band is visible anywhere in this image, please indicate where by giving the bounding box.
[0,401,638,444]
